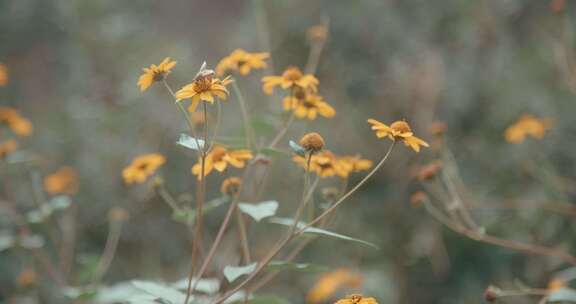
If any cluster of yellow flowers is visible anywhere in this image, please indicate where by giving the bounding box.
[122,153,166,184]
[293,150,373,178]
[504,114,551,144]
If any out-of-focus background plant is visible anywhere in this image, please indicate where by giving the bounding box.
[2,0,576,303]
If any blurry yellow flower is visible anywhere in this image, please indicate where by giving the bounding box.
[262,66,318,95]
[122,153,166,184]
[175,64,232,112]
[221,177,242,196]
[43,167,79,195]
[283,88,335,120]
[108,207,130,222]
[307,24,329,44]
[548,278,566,291]
[338,155,373,177]
[137,57,177,91]
[294,150,348,178]
[307,269,363,304]
[504,114,551,144]
[367,119,429,152]
[335,294,378,304]
[192,145,252,179]
[0,63,8,86]
[0,107,33,136]
[16,269,37,288]
[0,139,18,158]
[216,49,269,76]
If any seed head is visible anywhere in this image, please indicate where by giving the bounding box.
[299,132,325,153]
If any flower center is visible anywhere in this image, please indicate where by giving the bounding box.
[390,121,412,133]
[350,295,363,304]
[137,162,150,171]
[153,71,165,81]
[194,75,213,93]
[282,66,303,81]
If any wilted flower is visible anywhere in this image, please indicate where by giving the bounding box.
[43,167,79,195]
[334,294,378,304]
[300,132,325,153]
[108,207,129,222]
[262,66,318,95]
[16,269,37,288]
[137,57,177,91]
[409,191,428,208]
[367,119,429,152]
[216,49,269,76]
[0,139,18,158]
[176,63,232,112]
[192,145,252,179]
[122,153,166,184]
[416,160,442,181]
[306,269,363,303]
[0,63,8,86]
[504,114,551,144]
[0,107,33,136]
[220,177,242,196]
[284,87,335,120]
[307,24,329,44]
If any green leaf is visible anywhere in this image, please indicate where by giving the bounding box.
[223,263,257,283]
[238,201,279,222]
[172,196,229,225]
[171,277,220,295]
[549,288,576,303]
[268,217,379,249]
[26,195,72,223]
[177,133,205,151]
[248,295,291,304]
[289,140,306,157]
[266,261,327,273]
[131,280,188,304]
[0,234,14,251]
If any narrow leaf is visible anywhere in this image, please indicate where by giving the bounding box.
[267,261,327,273]
[289,140,306,157]
[268,217,379,249]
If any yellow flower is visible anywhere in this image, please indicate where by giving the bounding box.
[137,57,177,91]
[192,145,252,179]
[338,155,373,177]
[0,63,8,86]
[334,294,378,304]
[0,139,18,159]
[220,177,242,196]
[43,167,79,195]
[175,64,232,112]
[262,66,319,95]
[504,114,551,144]
[0,107,33,136]
[307,269,363,304]
[548,278,566,291]
[283,88,335,120]
[367,119,429,152]
[294,150,348,178]
[216,49,269,76]
[122,153,166,184]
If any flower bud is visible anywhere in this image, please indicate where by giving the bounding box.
[299,132,325,153]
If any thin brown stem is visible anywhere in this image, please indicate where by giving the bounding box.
[236,208,252,264]
[232,80,255,150]
[91,221,123,285]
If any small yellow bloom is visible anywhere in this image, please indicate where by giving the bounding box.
[367,118,429,152]
[43,167,79,195]
[307,269,363,303]
[192,145,252,179]
[416,160,442,181]
[122,153,166,184]
[338,155,373,177]
[284,88,335,120]
[262,66,319,95]
[221,177,242,196]
[294,150,351,178]
[0,63,8,86]
[504,114,551,144]
[216,49,269,76]
[548,278,566,291]
[0,139,18,158]
[137,57,177,91]
[334,294,378,304]
[0,107,33,136]
[175,64,232,112]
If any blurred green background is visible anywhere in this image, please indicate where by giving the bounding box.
[2,0,576,303]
